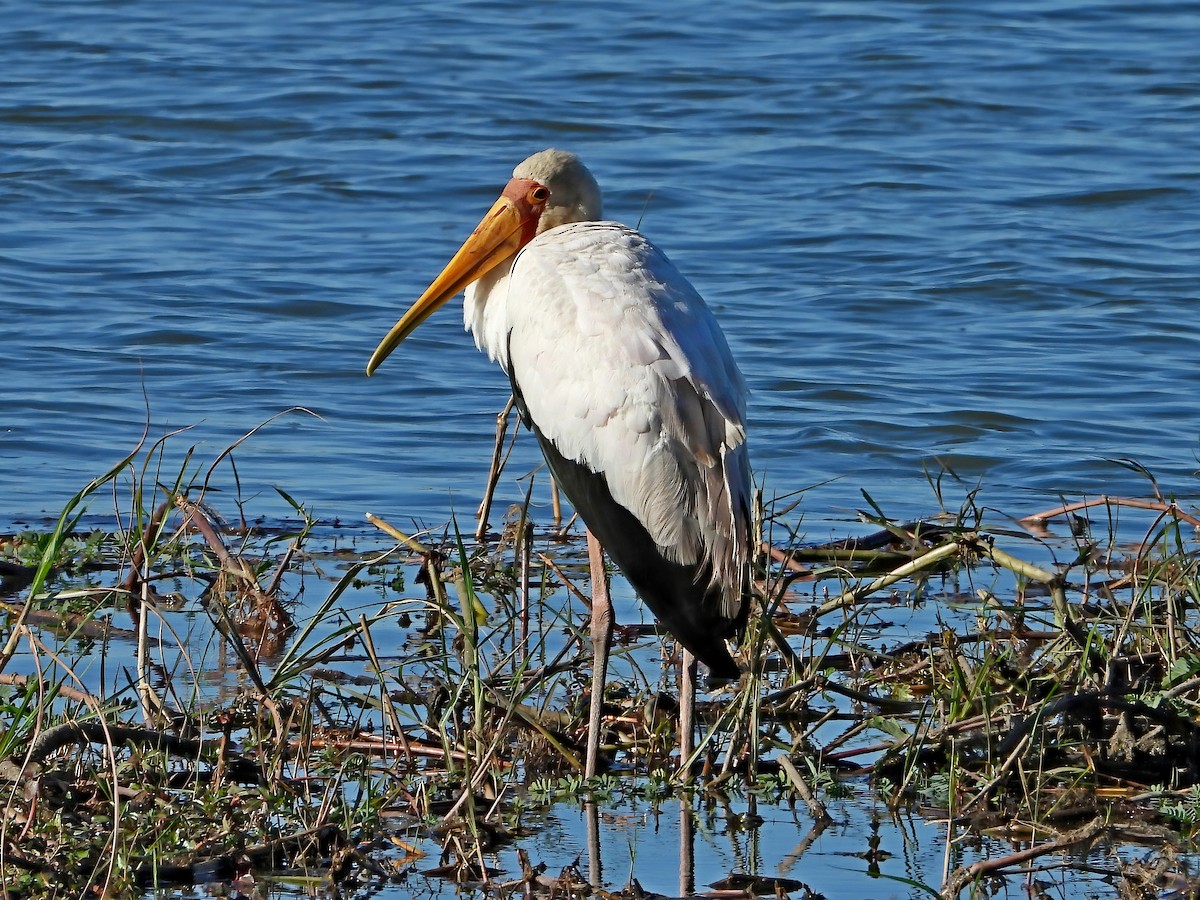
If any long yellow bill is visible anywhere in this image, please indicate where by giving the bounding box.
[366,178,545,375]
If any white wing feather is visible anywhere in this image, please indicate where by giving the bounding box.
[464,221,750,613]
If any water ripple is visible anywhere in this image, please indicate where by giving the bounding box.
[1,0,1198,535]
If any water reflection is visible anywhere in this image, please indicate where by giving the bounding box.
[539,788,902,899]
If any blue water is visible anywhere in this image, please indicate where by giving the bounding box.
[4,1,1199,538]
[3,1,1199,895]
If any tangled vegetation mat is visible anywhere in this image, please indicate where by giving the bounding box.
[3,436,1200,898]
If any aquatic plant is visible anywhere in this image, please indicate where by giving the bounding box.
[2,423,1200,897]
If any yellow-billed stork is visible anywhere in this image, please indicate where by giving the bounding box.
[367,149,751,775]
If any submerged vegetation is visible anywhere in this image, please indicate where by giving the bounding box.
[3,426,1200,898]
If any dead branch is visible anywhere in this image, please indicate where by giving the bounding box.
[1019,496,1200,535]
[942,816,1107,898]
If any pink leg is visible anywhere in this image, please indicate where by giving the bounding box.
[679,649,697,776]
[585,529,613,778]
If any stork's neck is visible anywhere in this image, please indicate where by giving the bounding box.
[463,252,518,369]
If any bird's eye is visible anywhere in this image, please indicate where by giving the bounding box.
[529,186,550,203]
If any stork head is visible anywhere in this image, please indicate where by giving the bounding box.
[513,149,602,232]
[367,149,602,375]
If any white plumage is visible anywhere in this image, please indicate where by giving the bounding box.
[465,220,751,627]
